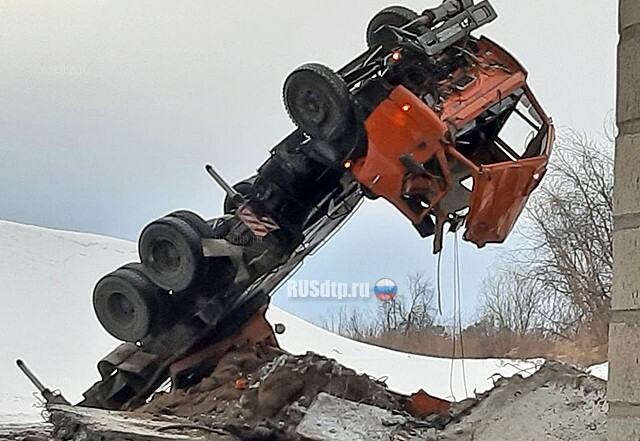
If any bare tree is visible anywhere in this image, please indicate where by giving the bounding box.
[401,272,437,332]
[375,272,437,334]
[480,130,613,339]
[525,131,612,334]
[480,266,579,337]
[321,306,377,340]
[321,273,437,339]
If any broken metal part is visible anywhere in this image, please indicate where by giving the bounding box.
[432,209,448,255]
[417,1,498,55]
[405,389,451,418]
[462,156,548,246]
[169,307,279,390]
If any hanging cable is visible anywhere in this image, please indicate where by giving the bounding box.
[448,235,457,401]
[436,250,443,316]
[454,231,469,397]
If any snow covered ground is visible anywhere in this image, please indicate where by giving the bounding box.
[0,220,604,424]
[0,393,46,425]
[269,308,543,399]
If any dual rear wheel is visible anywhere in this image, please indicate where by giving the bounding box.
[93,211,211,342]
[138,214,207,293]
[93,263,163,343]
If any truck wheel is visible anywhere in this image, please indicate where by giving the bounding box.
[138,216,204,292]
[284,63,352,141]
[223,176,256,214]
[367,6,419,49]
[93,266,161,343]
[167,210,212,238]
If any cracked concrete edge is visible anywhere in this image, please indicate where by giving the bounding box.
[48,405,229,441]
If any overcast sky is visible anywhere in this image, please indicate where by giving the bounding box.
[0,1,618,326]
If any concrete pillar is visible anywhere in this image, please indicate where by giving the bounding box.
[608,1,640,439]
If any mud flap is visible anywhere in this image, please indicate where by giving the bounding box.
[80,343,160,410]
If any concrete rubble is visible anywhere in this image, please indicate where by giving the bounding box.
[49,405,234,441]
[0,423,52,441]
[439,361,607,441]
[295,393,407,441]
[2,352,608,441]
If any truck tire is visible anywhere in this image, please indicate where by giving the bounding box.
[93,265,161,343]
[138,216,204,292]
[284,63,352,142]
[167,210,212,238]
[366,6,419,49]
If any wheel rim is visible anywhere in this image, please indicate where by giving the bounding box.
[303,90,326,124]
[94,268,158,342]
[138,217,203,292]
[294,87,330,128]
[106,291,136,329]
[144,233,197,291]
[150,239,182,275]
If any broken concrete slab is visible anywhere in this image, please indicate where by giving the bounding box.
[0,423,52,441]
[140,348,404,436]
[441,361,607,441]
[296,392,406,441]
[48,404,238,441]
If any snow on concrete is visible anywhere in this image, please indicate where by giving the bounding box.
[0,220,600,424]
[440,362,608,441]
[587,362,609,381]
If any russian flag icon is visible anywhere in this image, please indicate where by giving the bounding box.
[374,278,397,302]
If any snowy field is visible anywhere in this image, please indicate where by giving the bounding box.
[0,220,606,424]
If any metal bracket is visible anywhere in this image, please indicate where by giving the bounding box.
[205,163,247,208]
[417,1,498,55]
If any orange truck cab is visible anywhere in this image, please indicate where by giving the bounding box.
[284,0,554,253]
[351,37,554,252]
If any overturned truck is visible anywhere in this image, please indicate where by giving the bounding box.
[79,0,553,413]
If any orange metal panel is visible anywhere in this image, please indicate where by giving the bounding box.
[352,86,450,223]
[464,155,547,246]
[405,389,451,417]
